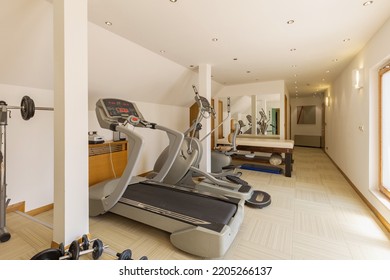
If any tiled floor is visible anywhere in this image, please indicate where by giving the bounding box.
[1,147,390,260]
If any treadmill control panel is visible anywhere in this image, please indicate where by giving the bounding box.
[96,98,147,129]
[102,99,142,119]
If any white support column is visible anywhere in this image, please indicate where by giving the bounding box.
[53,0,89,246]
[251,95,258,135]
[198,64,212,173]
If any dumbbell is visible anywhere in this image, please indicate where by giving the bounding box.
[117,249,148,260]
[60,239,107,260]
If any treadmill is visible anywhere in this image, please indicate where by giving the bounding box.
[89,98,244,258]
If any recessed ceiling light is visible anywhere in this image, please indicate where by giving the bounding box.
[291,65,298,68]
[160,50,166,54]
[246,71,251,73]
[189,65,194,68]
[233,58,238,61]
[287,20,295,24]
[170,0,178,3]
[212,38,218,42]
[363,1,373,6]
[326,70,330,73]
[290,48,297,51]
[332,59,339,62]
[343,38,351,42]
[105,21,112,26]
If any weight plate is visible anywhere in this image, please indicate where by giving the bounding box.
[81,234,89,250]
[28,96,35,119]
[69,240,80,260]
[20,96,35,120]
[117,249,132,260]
[30,248,62,260]
[92,239,104,260]
[20,96,29,120]
[58,242,65,256]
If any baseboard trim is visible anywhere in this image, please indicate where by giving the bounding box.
[27,203,54,216]
[325,152,390,233]
[6,201,25,213]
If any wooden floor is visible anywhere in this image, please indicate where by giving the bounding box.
[1,147,390,260]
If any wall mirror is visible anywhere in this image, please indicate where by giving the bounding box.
[222,93,281,136]
[296,105,316,124]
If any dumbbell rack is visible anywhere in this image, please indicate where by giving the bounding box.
[31,234,148,260]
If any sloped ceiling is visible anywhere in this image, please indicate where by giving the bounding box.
[1,0,390,107]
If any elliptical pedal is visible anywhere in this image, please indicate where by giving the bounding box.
[225,175,271,209]
[245,190,271,209]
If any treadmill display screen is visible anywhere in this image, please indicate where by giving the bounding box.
[102,99,140,118]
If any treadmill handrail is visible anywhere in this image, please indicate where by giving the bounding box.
[102,125,144,212]
[152,124,184,182]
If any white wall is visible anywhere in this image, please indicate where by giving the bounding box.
[290,95,323,140]
[327,17,390,224]
[0,83,54,211]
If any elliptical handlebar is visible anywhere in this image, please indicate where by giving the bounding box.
[192,85,215,119]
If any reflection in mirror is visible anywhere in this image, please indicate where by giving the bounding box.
[297,105,316,124]
[222,94,280,136]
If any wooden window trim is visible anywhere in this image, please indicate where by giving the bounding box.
[379,63,390,199]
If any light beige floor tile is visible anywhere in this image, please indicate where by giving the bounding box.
[1,147,390,260]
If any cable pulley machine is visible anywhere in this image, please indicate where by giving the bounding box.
[0,96,53,243]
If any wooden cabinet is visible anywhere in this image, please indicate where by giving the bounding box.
[88,141,127,186]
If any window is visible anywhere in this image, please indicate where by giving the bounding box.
[379,63,390,199]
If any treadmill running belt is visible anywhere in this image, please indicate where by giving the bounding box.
[121,182,237,227]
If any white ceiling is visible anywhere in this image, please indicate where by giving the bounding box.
[88,0,390,96]
[2,0,390,107]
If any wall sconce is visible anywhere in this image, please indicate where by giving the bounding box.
[352,68,363,89]
[325,96,330,107]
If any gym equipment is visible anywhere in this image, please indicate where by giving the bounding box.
[89,98,244,258]
[31,237,108,260]
[30,243,65,260]
[0,96,54,243]
[240,163,283,174]
[7,95,53,121]
[152,87,271,209]
[59,239,107,260]
[117,249,148,260]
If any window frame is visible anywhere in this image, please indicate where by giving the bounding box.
[379,63,390,199]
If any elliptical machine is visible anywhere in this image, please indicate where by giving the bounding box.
[151,86,271,209]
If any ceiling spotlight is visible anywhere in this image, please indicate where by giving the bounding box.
[160,50,166,54]
[343,38,351,42]
[287,20,295,24]
[363,1,373,6]
[211,38,218,42]
[233,58,238,61]
[170,0,178,2]
[105,21,112,26]
[290,48,297,51]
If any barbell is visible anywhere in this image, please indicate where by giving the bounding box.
[5,95,53,120]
